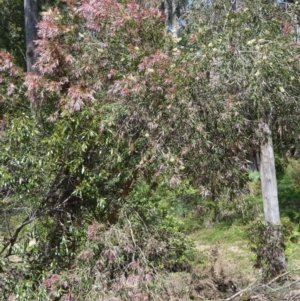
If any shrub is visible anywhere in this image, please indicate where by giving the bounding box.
[247,222,286,281]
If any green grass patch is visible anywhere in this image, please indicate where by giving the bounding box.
[190,220,248,244]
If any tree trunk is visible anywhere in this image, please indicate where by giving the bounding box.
[259,122,286,269]
[24,0,38,72]
[171,0,180,38]
[231,0,244,12]
[163,0,181,37]
[260,123,280,224]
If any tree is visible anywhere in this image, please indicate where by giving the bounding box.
[184,0,300,269]
[230,0,281,237]
[0,0,172,259]
[24,0,38,71]
[0,3,197,298]
[0,0,69,69]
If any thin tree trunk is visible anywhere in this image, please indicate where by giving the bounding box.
[260,123,280,224]
[231,0,244,12]
[163,0,181,37]
[24,0,38,72]
[171,0,180,38]
[259,122,286,269]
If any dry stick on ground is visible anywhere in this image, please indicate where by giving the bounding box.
[225,268,300,301]
[225,279,258,301]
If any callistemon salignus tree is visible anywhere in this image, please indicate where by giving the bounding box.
[22,0,248,216]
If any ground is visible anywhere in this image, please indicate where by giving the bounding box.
[188,220,300,300]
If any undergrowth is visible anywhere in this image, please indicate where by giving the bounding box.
[2,160,300,300]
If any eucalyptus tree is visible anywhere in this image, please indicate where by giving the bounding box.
[183,0,300,270]
[0,0,173,259]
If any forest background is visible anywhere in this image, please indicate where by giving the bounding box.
[1,0,300,300]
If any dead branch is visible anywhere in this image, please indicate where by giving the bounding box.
[225,279,258,301]
[225,268,300,301]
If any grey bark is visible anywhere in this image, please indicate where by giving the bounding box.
[24,0,38,72]
[164,0,181,37]
[259,122,286,268]
[171,0,180,38]
[247,151,260,171]
[259,123,280,225]
[231,0,244,12]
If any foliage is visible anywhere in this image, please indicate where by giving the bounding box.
[0,3,198,298]
[247,222,286,281]
[190,0,300,149]
[0,0,25,68]
[0,0,168,259]
[278,159,300,222]
[0,0,240,259]
[0,184,197,300]
[0,0,67,69]
[1,0,300,298]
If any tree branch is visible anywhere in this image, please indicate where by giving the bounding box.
[0,209,41,257]
[225,268,300,301]
[0,173,67,257]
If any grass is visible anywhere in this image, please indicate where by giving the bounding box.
[190,220,248,244]
[188,215,300,286]
[189,220,257,283]
[182,159,300,285]
[287,243,300,268]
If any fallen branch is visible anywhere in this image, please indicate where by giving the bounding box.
[225,279,258,301]
[225,268,300,301]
